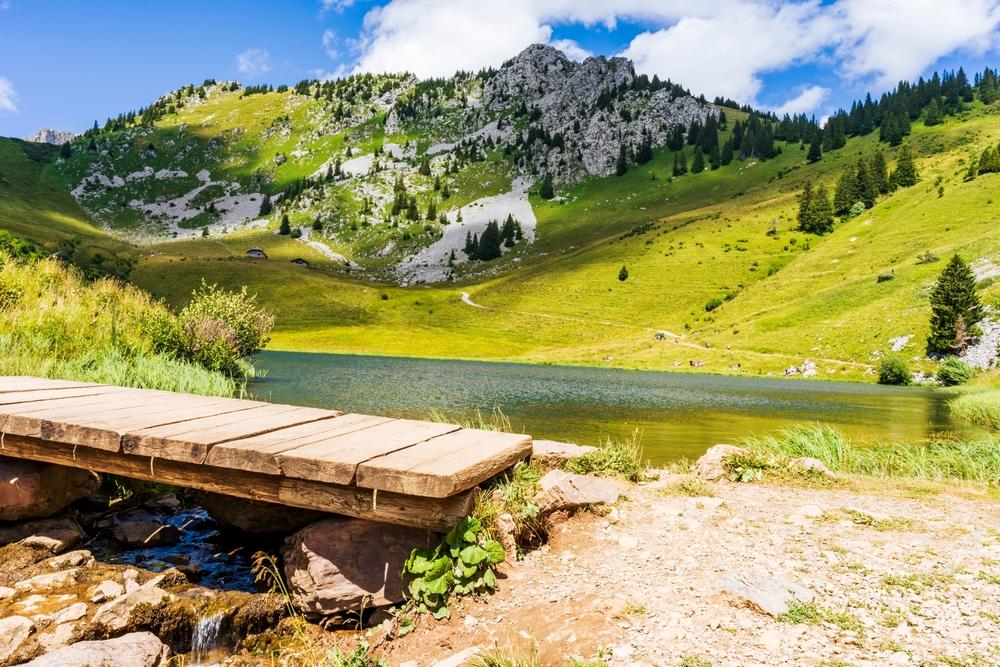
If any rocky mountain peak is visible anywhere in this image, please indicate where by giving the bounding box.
[24,129,76,145]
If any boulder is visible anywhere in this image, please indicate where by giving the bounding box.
[45,549,95,570]
[0,457,100,521]
[91,576,169,631]
[0,516,85,554]
[282,518,432,615]
[113,513,180,547]
[192,490,328,533]
[0,615,34,663]
[37,620,80,652]
[531,440,597,467]
[788,457,834,477]
[535,470,622,517]
[15,568,81,593]
[691,445,747,481]
[22,631,170,667]
[89,579,125,604]
[716,572,814,617]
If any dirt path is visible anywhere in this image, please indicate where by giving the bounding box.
[384,479,1000,666]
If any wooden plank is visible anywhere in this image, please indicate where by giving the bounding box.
[355,429,533,497]
[205,414,391,474]
[0,376,102,393]
[0,385,134,407]
[3,394,266,451]
[122,404,342,463]
[276,419,461,485]
[0,433,469,531]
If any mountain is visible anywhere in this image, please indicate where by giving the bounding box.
[24,128,77,145]
[1,44,998,379]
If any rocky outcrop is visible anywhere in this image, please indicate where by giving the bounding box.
[535,470,622,517]
[531,440,596,467]
[0,458,100,521]
[192,490,328,533]
[91,576,170,631]
[282,518,432,615]
[691,445,747,481]
[22,632,170,667]
[23,129,76,145]
[0,615,34,663]
[0,517,85,554]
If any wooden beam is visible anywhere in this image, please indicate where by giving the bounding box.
[0,434,471,531]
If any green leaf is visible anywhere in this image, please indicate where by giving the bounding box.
[483,568,497,589]
[432,605,451,620]
[405,547,436,575]
[483,539,506,564]
[459,545,488,566]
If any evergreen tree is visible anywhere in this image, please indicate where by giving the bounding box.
[691,146,705,173]
[833,164,858,215]
[201,226,209,238]
[426,199,437,220]
[709,143,721,170]
[924,98,943,126]
[539,172,555,199]
[720,138,734,166]
[501,214,518,247]
[615,144,629,176]
[894,144,919,187]
[810,184,834,234]
[869,150,889,194]
[259,194,272,216]
[667,125,685,151]
[854,158,877,208]
[928,254,984,353]
[618,266,629,282]
[797,181,814,231]
[278,214,291,235]
[807,135,822,163]
[312,218,323,231]
[475,222,503,261]
[636,132,653,165]
[59,142,72,159]
[418,155,431,176]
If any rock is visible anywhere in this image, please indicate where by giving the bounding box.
[192,490,328,533]
[691,445,747,481]
[0,585,14,599]
[0,516,85,554]
[0,457,100,521]
[535,470,621,516]
[113,513,180,547]
[143,493,181,512]
[282,518,432,615]
[494,513,518,561]
[24,129,76,145]
[22,631,170,667]
[91,577,169,631]
[432,646,481,667]
[15,568,81,592]
[43,601,88,625]
[531,440,597,467]
[37,620,80,651]
[89,579,125,604]
[788,457,834,476]
[46,549,95,569]
[716,572,814,617]
[0,616,34,662]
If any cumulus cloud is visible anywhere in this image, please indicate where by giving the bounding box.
[346,0,1000,105]
[0,77,18,113]
[323,29,339,59]
[771,85,830,116]
[321,0,354,13]
[236,48,272,77]
[550,38,592,62]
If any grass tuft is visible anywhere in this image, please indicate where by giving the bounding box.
[950,391,1000,431]
[564,430,646,481]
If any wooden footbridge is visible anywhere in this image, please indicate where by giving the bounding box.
[0,376,533,530]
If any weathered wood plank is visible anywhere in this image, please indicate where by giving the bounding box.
[205,414,390,474]
[0,385,133,407]
[355,429,533,497]
[0,433,470,531]
[276,419,461,485]
[123,404,342,463]
[0,377,102,393]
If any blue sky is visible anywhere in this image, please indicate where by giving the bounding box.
[3,1,1000,138]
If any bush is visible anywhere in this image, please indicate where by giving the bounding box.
[877,354,912,385]
[151,281,274,376]
[937,356,976,386]
[705,296,723,312]
[877,271,895,283]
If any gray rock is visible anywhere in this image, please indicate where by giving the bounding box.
[716,572,814,616]
[691,445,747,481]
[531,440,597,467]
[535,470,622,517]
[0,516,85,554]
[113,513,179,547]
[45,549,95,570]
[0,585,14,600]
[24,128,77,145]
[788,457,834,476]
[192,490,328,533]
[0,457,99,521]
[282,518,433,615]
[15,568,81,593]
[22,631,170,667]
[41,601,88,625]
[0,615,34,663]
[89,579,125,604]
[91,577,169,631]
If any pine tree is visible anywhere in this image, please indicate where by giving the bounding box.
[476,222,503,261]
[312,218,323,231]
[869,150,889,194]
[501,214,518,247]
[924,98,943,126]
[807,135,822,163]
[418,155,431,176]
[539,172,555,199]
[426,199,437,220]
[854,158,877,208]
[833,165,858,215]
[59,142,72,159]
[636,132,653,165]
[709,143,721,170]
[720,138,734,166]
[672,152,682,177]
[928,254,984,353]
[259,194,272,216]
[810,184,834,234]
[615,144,629,176]
[278,214,291,235]
[618,266,629,282]
[797,182,814,231]
[894,144,919,187]
[691,147,706,173]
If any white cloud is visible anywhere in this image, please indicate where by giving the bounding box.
[235,48,272,77]
[323,29,339,59]
[321,0,354,13]
[550,38,592,62]
[0,77,18,113]
[771,84,830,116]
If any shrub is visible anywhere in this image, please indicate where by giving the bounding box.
[877,354,912,385]
[705,296,723,312]
[916,251,939,265]
[152,281,274,376]
[876,271,895,283]
[937,356,976,386]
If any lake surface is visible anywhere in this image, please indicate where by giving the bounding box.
[252,351,971,463]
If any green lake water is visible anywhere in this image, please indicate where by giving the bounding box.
[253,351,972,463]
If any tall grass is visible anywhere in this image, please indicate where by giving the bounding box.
[0,254,236,396]
[741,424,1000,484]
[949,391,1000,431]
[564,430,646,481]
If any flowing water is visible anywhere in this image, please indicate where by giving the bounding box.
[253,351,975,462]
[190,611,227,666]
